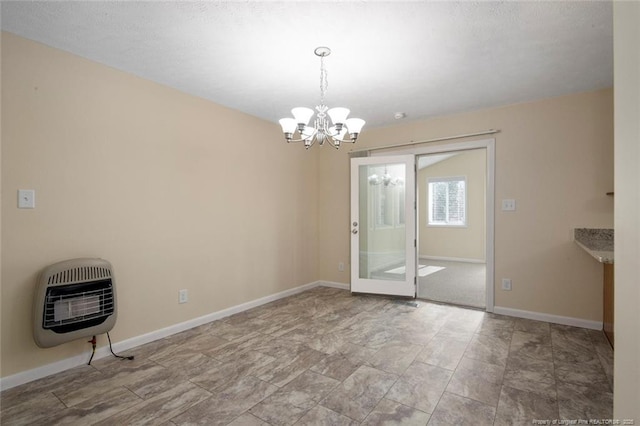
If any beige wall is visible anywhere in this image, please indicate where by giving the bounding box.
[418,149,486,261]
[319,88,614,322]
[613,1,640,419]
[0,33,318,378]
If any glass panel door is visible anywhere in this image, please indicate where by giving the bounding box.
[350,155,416,297]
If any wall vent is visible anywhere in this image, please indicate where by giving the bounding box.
[33,258,117,348]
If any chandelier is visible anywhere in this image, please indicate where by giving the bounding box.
[368,167,404,186]
[279,47,365,149]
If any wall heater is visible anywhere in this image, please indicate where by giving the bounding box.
[33,258,117,348]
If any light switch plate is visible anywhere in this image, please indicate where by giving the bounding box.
[18,189,35,209]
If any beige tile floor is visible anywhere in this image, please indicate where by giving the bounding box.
[0,287,614,425]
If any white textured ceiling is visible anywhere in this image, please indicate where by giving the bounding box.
[1,1,613,129]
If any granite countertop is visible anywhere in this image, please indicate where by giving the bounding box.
[574,228,614,264]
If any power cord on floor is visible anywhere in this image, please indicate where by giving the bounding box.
[107,332,135,361]
[87,333,134,365]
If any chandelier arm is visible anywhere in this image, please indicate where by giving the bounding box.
[328,135,357,144]
[327,136,341,149]
[284,136,316,149]
[285,137,315,143]
[286,133,354,148]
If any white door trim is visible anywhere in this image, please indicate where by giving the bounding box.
[371,138,495,312]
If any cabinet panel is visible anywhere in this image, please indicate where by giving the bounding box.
[603,263,614,348]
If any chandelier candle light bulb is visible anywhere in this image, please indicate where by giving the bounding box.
[279,47,365,149]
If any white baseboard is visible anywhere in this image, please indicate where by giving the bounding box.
[318,280,350,290]
[493,306,602,330]
[0,350,105,392]
[1,280,349,391]
[419,255,485,264]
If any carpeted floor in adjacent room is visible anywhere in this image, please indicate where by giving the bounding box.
[417,260,486,309]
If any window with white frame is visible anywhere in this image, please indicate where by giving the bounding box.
[428,176,466,226]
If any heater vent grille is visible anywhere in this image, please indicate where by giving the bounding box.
[43,279,115,333]
[47,266,112,285]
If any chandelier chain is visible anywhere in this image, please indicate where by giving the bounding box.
[319,54,328,106]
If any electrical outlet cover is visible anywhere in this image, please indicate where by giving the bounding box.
[501,199,516,211]
[18,189,35,209]
[501,279,512,291]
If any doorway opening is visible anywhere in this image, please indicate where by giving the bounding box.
[416,149,487,309]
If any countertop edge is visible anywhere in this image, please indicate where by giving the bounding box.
[574,239,614,264]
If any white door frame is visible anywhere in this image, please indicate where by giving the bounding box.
[371,138,495,312]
